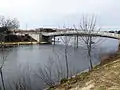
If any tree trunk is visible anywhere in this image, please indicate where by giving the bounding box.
[76,35,78,48]
[88,36,93,70]
[0,69,5,90]
[65,48,69,78]
[89,51,93,70]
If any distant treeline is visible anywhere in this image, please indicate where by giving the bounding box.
[108,30,120,34]
[4,34,37,42]
[0,27,36,42]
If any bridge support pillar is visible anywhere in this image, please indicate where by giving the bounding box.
[53,36,55,45]
[74,35,78,48]
[76,35,78,48]
[74,36,76,47]
[39,33,43,44]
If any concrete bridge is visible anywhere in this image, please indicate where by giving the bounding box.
[42,30,120,39]
[15,30,120,44]
[42,30,120,45]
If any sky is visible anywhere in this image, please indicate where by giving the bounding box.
[0,0,120,30]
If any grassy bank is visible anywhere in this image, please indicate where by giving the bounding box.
[1,42,38,45]
[51,50,120,90]
[0,41,50,46]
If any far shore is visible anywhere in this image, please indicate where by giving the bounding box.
[0,41,49,46]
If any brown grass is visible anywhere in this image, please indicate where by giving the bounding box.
[52,50,120,90]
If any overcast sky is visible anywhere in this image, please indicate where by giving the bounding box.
[0,0,120,30]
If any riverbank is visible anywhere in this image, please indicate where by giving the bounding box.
[0,41,49,46]
[51,49,120,90]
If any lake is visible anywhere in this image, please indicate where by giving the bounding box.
[0,37,119,90]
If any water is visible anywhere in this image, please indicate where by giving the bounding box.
[0,37,119,89]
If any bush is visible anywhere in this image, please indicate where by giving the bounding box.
[60,78,68,84]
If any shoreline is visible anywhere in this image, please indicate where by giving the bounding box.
[50,46,120,90]
[0,41,49,45]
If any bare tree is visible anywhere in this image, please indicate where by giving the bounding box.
[35,55,73,88]
[35,58,56,87]
[0,16,19,89]
[52,26,77,79]
[74,16,104,70]
[0,29,7,90]
[0,27,13,90]
[60,30,72,78]
[0,16,19,30]
[13,68,33,90]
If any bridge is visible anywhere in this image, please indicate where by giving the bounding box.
[41,30,120,45]
[15,29,120,44]
[42,30,120,39]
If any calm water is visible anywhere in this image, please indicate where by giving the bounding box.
[0,37,119,89]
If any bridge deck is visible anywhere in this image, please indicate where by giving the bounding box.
[42,31,120,39]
